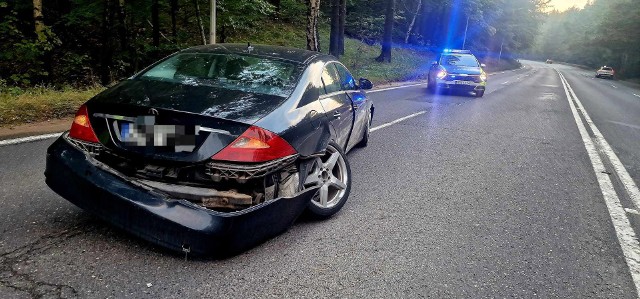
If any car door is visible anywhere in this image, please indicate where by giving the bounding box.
[319,63,354,150]
[334,63,367,151]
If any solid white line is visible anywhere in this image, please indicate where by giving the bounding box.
[0,132,63,147]
[563,75,640,211]
[558,70,640,295]
[567,81,640,213]
[370,111,426,133]
[368,83,428,94]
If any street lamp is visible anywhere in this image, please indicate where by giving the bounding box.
[210,0,216,44]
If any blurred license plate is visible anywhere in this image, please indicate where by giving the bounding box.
[454,80,473,85]
[119,116,196,152]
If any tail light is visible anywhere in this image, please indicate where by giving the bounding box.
[69,104,99,143]
[212,126,296,163]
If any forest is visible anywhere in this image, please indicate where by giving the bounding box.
[0,0,549,89]
[534,0,640,79]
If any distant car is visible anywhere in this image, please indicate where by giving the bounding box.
[45,44,375,256]
[428,49,487,97]
[596,66,615,79]
[546,59,553,64]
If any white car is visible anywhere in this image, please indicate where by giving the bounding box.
[595,66,615,79]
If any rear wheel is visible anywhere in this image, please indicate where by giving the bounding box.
[304,142,351,218]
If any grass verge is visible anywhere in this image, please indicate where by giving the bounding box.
[0,86,105,126]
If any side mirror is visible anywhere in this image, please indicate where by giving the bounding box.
[359,78,373,90]
[481,63,487,68]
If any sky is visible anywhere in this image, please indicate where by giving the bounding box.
[548,0,590,11]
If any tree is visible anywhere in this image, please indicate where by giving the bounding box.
[194,0,207,45]
[306,0,321,51]
[376,0,394,62]
[329,0,340,56]
[32,0,44,38]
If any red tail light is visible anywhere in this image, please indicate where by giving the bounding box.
[212,126,296,162]
[69,105,99,143]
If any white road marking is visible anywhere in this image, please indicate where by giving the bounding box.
[558,70,640,295]
[501,81,510,85]
[607,120,640,130]
[563,76,640,210]
[633,94,640,98]
[368,83,428,94]
[626,208,640,216]
[0,132,63,147]
[370,111,427,133]
[612,85,618,89]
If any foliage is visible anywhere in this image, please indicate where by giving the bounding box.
[533,0,640,78]
[0,0,545,88]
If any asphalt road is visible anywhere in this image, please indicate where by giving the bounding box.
[1,61,640,298]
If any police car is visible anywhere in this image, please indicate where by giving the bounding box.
[428,49,487,97]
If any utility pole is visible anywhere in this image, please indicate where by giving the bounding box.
[210,0,216,44]
[462,15,469,49]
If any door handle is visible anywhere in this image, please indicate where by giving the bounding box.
[333,112,341,119]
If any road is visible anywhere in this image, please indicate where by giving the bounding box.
[1,61,640,298]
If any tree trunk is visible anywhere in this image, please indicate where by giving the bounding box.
[194,0,207,45]
[329,0,340,57]
[32,0,44,38]
[117,0,128,50]
[338,0,346,55]
[405,0,422,44]
[376,0,394,63]
[170,0,178,44]
[306,0,321,52]
[152,0,160,47]
[100,0,115,85]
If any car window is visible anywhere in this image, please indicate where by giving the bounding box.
[140,53,301,97]
[333,63,357,91]
[440,54,479,67]
[321,64,342,95]
[602,67,613,71]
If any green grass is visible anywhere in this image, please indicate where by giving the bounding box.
[0,86,105,126]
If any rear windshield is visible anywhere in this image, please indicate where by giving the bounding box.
[440,54,479,67]
[602,67,613,71]
[140,53,302,97]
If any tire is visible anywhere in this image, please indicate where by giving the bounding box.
[357,110,371,148]
[475,90,485,98]
[303,142,352,218]
[427,77,436,94]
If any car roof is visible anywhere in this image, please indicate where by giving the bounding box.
[181,43,329,65]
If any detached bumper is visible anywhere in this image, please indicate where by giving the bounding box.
[45,136,318,256]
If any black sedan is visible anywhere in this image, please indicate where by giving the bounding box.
[45,44,374,256]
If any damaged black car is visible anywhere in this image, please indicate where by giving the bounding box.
[45,44,374,256]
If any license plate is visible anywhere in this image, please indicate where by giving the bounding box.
[454,80,473,85]
[118,116,197,152]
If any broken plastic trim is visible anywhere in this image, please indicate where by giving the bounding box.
[65,133,104,156]
[206,154,299,182]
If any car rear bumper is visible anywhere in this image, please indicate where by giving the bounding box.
[45,136,318,257]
